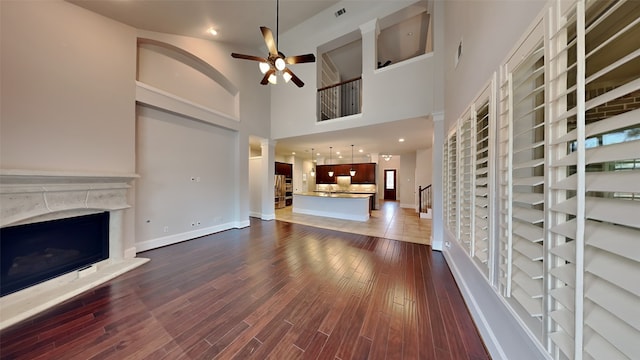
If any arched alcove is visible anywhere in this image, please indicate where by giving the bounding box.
[137,38,239,120]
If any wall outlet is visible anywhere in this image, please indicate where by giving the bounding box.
[191,222,196,227]
[196,177,201,182]
[163,226,169,233]
[190,176,196,182]
[196,221,201,226]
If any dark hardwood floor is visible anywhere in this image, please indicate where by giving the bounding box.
[0,219,489,359]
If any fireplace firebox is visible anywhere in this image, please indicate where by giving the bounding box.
[1,212,110,296]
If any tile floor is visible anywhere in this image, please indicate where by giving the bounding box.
[275,200,432,245]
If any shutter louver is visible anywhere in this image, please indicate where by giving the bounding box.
[459,113,474,254]
[474,99,492,274]
[447,132,458,235]
[547,0,640,358]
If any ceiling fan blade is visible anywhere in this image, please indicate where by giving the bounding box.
[231,53,267,62]
[260,69,275,85]
[285,54,316,65]
[260,26,278,56]
[283,68,305,88]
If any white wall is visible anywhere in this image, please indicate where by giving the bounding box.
[0,1,136,173]
[0,0,138,252]
[249,157,262,218]
[270,0,435,140]
[443,0,546,131]
[399,152,416,209]
[1,0,272,255]
[416,148,432,190]
[135,106,237,250]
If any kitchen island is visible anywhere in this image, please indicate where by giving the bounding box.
[293,192,372,221]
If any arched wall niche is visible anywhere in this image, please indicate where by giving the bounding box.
[137,38,239,120]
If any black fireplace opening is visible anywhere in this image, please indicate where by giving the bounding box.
[1,212,110,296]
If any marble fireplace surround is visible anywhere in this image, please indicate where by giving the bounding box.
[0,169,149,330]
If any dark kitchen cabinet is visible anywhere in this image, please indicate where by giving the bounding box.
[316,163,376,184]
[351,163,376,184]
[315,165,336,184]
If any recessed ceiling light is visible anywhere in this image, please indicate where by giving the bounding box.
[292,152,296,155]
[358,149,364,153]
[339,155,343,159]
[336,151,341,155]
[398,138,405,142]
[316,152,320,156]
[207,27,218,36]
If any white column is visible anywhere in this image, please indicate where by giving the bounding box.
[261,139,276,220]
[431,112,445,251]
[359,18,380,115]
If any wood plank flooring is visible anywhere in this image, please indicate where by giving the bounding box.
[0,219,490,359]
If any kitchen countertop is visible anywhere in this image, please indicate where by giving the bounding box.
[296,192,372,199]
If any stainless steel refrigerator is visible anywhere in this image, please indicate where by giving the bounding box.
[274,175,286,209]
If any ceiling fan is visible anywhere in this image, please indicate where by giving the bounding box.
[231,0,316,87]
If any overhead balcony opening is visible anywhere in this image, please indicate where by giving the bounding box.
[317,31,362,122]
[377,1,432,69]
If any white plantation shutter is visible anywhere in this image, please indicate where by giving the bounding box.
[444,136,451,231]
[498,69,514,296]
[447,131,459,235]
[459,113,474,254]
[474,98,491,274]
[448,1,638,358]
[547,0,640,359]
[502,32,547,326]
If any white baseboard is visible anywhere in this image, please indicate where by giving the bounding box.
[136,222,235,252]
[442,232,550,360]
[262,213,276,220]
[234,220,250,228]
[399,203,415,209]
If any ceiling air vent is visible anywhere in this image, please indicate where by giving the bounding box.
[335,8,346,17]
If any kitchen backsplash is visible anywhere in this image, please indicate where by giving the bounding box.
[316,182,376,193]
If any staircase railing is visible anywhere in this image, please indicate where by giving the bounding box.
[418,184,432,214]
[318,76,362,121]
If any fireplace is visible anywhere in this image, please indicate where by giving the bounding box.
[1,212,110,296]
[0,169,149,329]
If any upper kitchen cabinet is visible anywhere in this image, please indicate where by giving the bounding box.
[316,164,336,184]
[351,163,376,184]
[316,163,376,184]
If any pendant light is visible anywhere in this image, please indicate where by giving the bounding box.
[310,148,315,177]
[328,147,334,177]
[349,145,356,176]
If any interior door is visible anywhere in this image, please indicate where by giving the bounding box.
[384,169,396,200]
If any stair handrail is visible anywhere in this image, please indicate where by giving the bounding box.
[418,184,432,214]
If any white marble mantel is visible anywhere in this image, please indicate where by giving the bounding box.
[0,169,149,330]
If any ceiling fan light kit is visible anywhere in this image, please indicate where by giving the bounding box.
[230,0,315,87]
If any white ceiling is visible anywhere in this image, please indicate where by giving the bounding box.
[68,0,341,50]
[270,117,433,161]
[68,0,432,159]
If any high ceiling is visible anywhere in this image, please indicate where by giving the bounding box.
[68,0,341,50]
[68,0,433,158]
